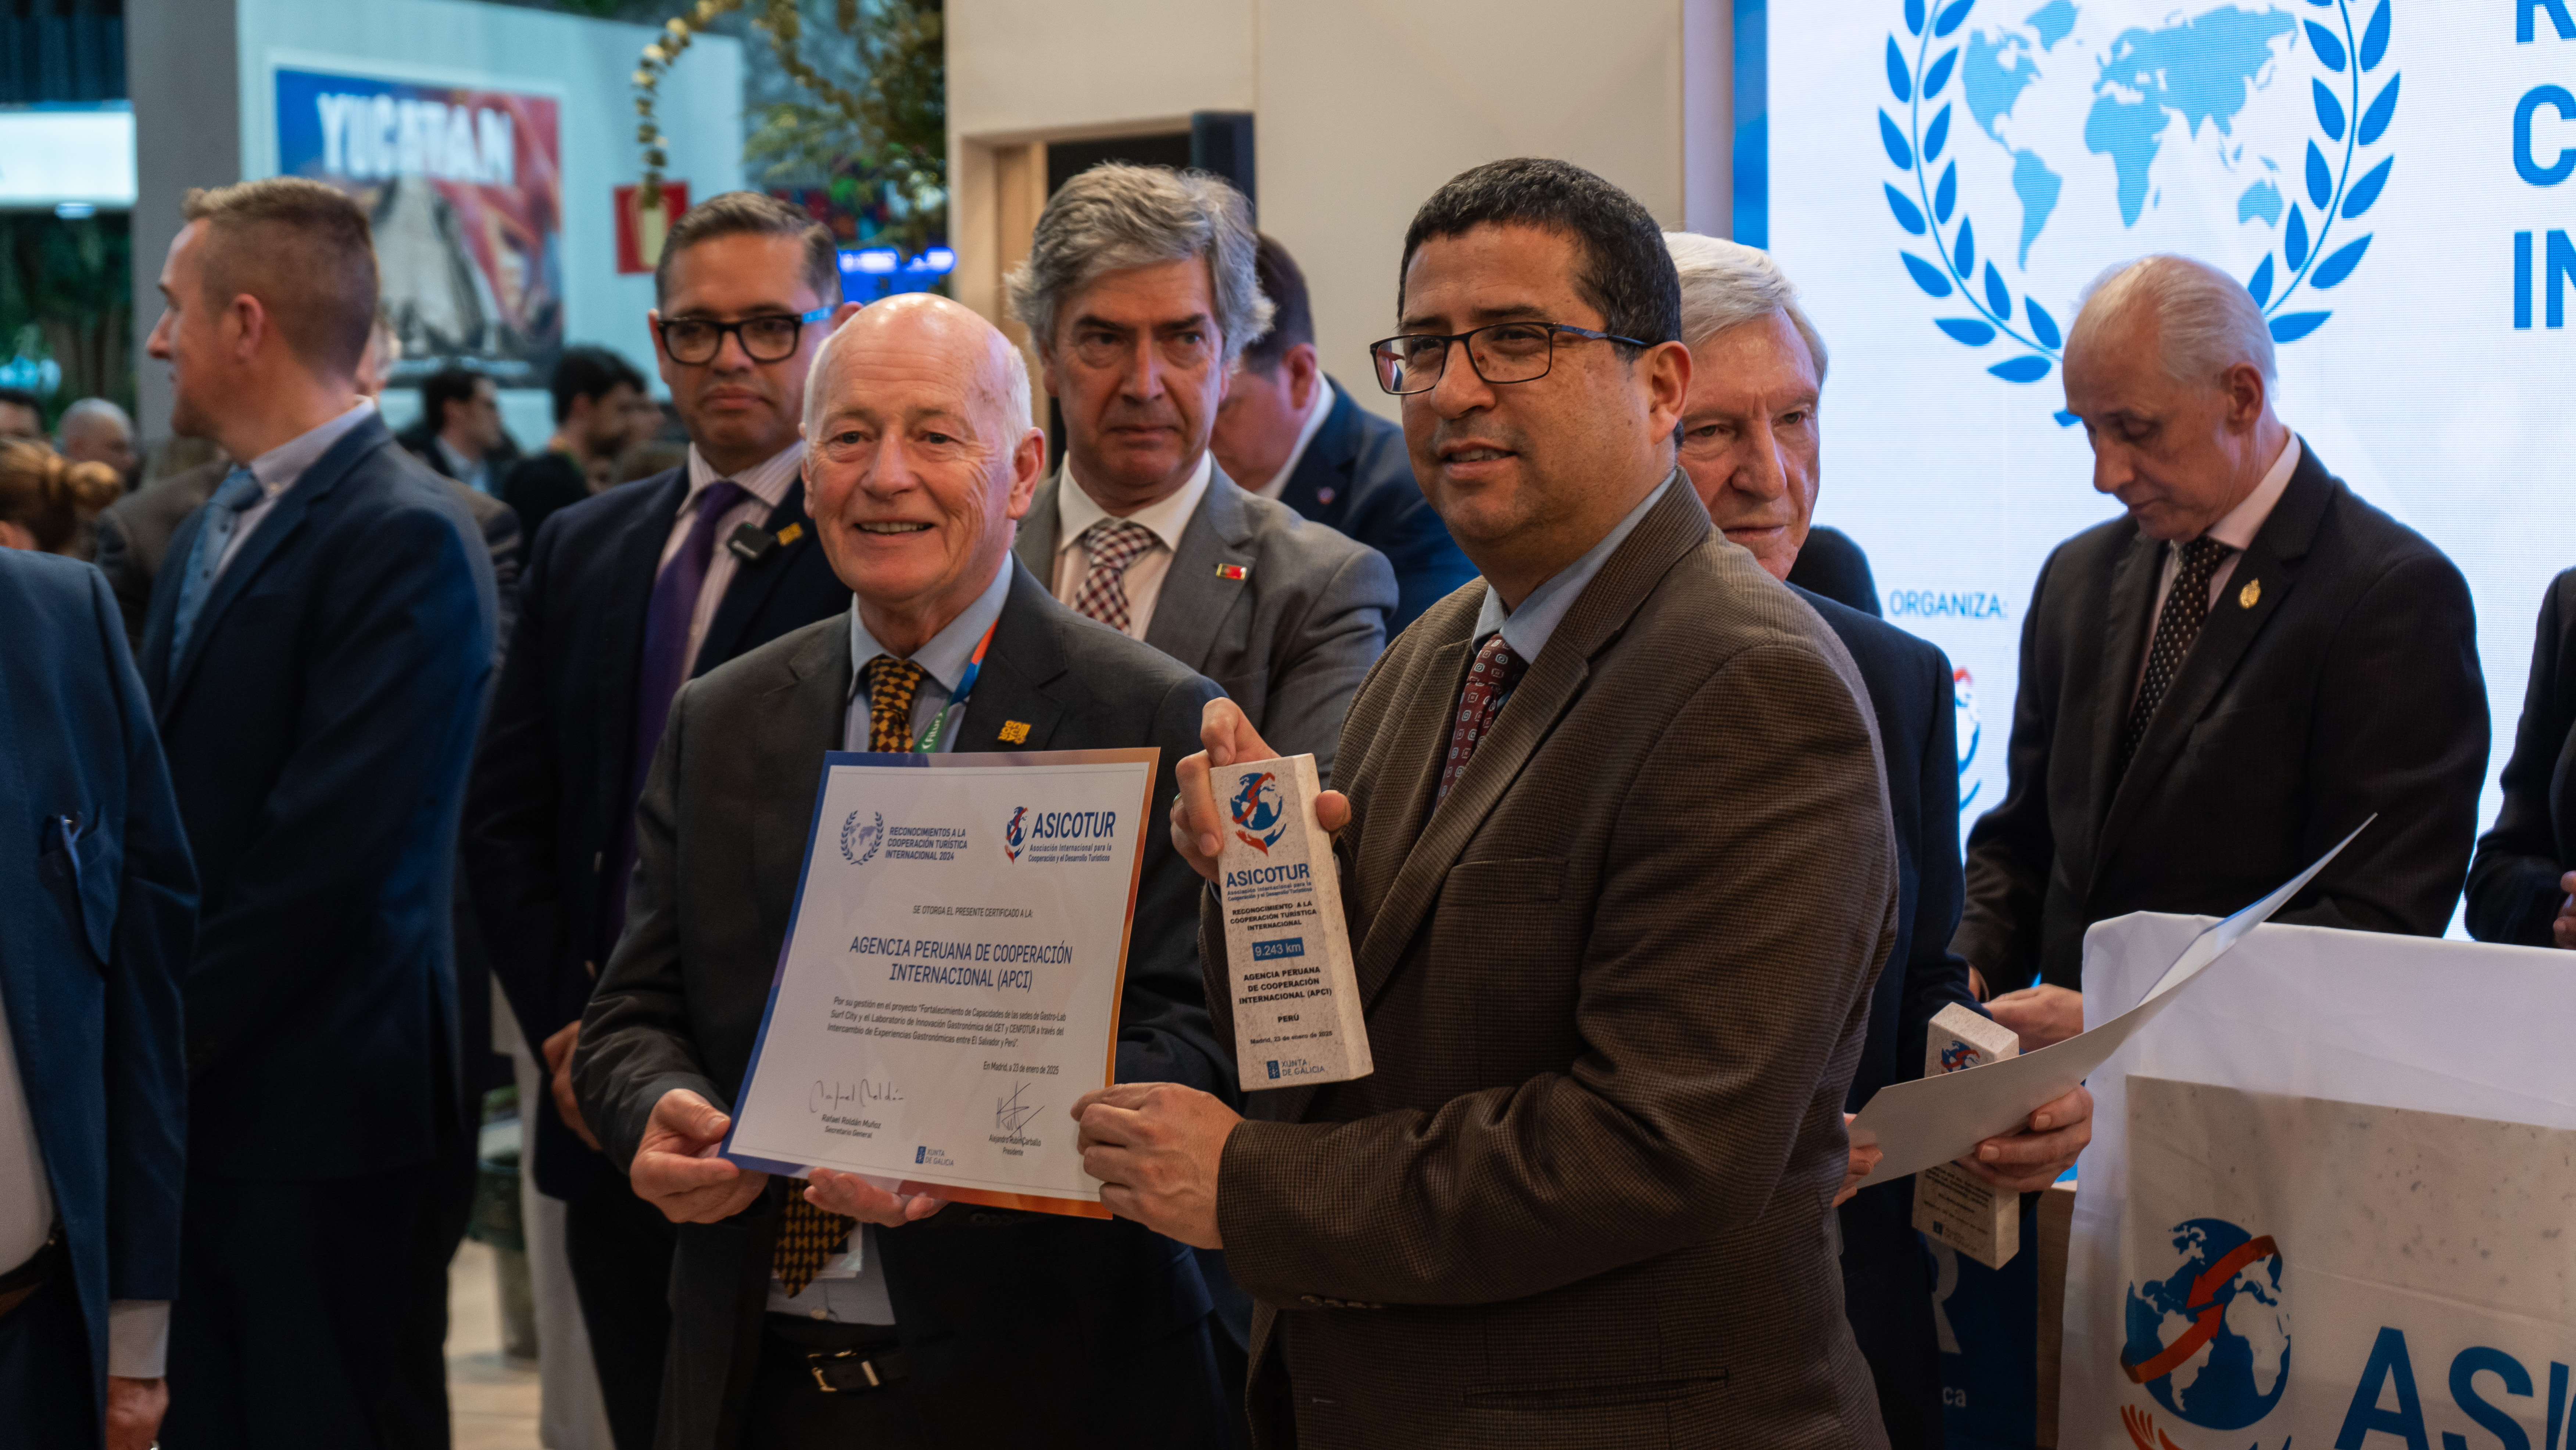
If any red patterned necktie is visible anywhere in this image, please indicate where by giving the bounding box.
[1438,633,1526,803]
[1070,519,1158,633]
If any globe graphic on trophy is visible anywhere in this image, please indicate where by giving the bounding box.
[2120,1218,2290,1431]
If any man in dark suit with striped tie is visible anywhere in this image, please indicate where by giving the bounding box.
[464,190,858,1449]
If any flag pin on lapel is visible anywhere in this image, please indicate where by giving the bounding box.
[2239,578,2260,610]
[1214,563,1249,581]
[998,721,1031,745]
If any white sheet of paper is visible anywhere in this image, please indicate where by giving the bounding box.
[1845,819,2371,1188]
[722,749,1157,1217]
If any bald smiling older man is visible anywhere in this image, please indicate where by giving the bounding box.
[572,294,1238,1450]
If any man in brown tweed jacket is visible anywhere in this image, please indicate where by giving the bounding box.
[1064,158,1924,1448]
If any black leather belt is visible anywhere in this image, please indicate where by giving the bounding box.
[0,1226,64,1320]
[765,1316,909,1395]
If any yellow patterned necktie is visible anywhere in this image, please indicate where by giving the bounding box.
[772,656,930,1295]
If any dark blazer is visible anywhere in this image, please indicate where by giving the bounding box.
[1205,480,1899,1449]
[0,552,193,1421]
[465,464,851,1201]
[573,561,1234,1449]
[2467,568,2576,945]
[1796,583,1976,1450]
[1956,440,2488,990]
[1270,382,1474,633]
[139,412,498,1178]
[1015,462,1395,784]
[96,451,525,657]
[1787,526,1882,618]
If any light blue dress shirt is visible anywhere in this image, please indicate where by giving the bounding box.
[841,560,1015,754]
[1469,472,1678,662]
[775,560,1014,1327]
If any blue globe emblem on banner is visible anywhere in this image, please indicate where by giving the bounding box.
[1229,770,1288,854]
[1878,0,2400,401]
[2119,1218,2290,1431]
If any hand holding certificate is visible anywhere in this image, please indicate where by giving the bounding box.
[722,747,1163,1218]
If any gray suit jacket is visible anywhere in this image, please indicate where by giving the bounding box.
[574,561,1238,1447]
[1015,462,1396,784]
[1205,479,1899,1448]
[95,454,525,661]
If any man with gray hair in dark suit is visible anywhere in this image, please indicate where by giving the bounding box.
[573,293,1235,1449]
[1008,163,1395,787]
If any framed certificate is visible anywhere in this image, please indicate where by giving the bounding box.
[722,747,1159,1218]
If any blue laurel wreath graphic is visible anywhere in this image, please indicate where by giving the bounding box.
[1881,0,2398,396]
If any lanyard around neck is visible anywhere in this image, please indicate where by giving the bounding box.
[908,618,1000,754]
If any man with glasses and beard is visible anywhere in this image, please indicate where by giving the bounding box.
[463,191,859,1450]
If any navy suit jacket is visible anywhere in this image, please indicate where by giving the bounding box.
[575,562,1233,1447]
[465,465,852,1200]
[139,414,497,1179]
[2468,568,2576,946]
[1273,382,1474,633]
[0,552,193,1417]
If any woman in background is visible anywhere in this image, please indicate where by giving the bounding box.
[0,439,122,556]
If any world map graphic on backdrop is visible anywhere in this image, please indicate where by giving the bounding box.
[1879,0,2399,392]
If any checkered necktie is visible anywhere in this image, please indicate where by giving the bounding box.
[1438,634,1527,803]
[2119,537,2233,778]
[1070,519,1159,633]
[864,656,927,753]
[772,659,927,1294]
[167,466,266,664]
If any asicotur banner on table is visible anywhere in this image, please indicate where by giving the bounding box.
[2062,914,2576,1450]
[275,65,564,386]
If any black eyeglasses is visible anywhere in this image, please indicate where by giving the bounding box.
[655,305,835,365]
[1369,321,1650,396]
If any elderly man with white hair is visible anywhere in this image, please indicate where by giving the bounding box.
[572,292,1239,1449]
[1665,232,2089,1448]
[1959,254,2487,1050]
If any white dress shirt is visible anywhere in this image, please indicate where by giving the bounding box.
[662,441,807,680]
[1048,451,1214,640]
[431,435,493,494]
[2133,433,2301,703]
[1247,379,1337,502]
[212,400,377,579]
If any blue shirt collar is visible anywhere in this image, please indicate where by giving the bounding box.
[1471,472,1677,662]
[847,557,1014,700]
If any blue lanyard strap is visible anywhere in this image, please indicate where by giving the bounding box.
[909,618,999,754]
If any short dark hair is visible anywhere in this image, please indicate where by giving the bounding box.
[1397,158,1681,353]
[1243,234,1315,375]
[548,346,647,424]
[421,366,489,433]
[0,388,40,417]
[653,190,841,311]
[181,177,379,377]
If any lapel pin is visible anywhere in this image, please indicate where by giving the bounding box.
[2239,578,2261,610]
[998,720,1031,745]
[1315,487,1337,506]
[775,522,805,547]
[1215,563,1249,581]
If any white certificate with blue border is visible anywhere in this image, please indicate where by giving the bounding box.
[722,748,1158,1218]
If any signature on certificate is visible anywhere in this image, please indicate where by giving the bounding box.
[810,1078,902,1115]
[994,1081,1042,1133]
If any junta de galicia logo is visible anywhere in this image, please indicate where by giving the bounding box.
[2118,1218,2289,1444]
[1878,0,2400,409]
[1002,806,1027,863]
[1229,770,1289,854]
[839,810,881,867]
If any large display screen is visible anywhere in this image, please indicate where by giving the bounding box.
[276,65,564,386]
[1754,0,2575,847]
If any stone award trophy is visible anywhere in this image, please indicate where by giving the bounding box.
[1214,754,1371,1093]
[1911,1003,2023,1268]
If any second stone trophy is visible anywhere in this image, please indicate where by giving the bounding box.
[1214,753,1373,1093]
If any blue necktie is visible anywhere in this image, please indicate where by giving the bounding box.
[600,479,750,953]
[168,467,267,665]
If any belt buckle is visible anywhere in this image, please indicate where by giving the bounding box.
[807,1347,881,1393]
